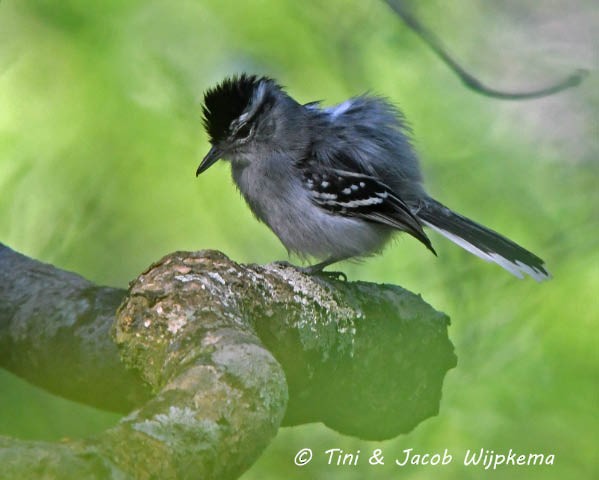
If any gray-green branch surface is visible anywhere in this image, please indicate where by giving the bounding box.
[0,244,455,479]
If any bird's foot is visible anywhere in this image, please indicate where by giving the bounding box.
[315,270,348,282]
[272,260,296,269]
[271,261,347,281]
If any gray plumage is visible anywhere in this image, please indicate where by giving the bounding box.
[197,74,550,281]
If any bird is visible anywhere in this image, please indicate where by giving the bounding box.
[196,74,550,281]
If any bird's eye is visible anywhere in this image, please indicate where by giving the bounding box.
[235,122,252,140]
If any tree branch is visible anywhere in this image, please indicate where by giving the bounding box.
[383,0,587,99]
[0,244,456,479]
[0,244,150,412]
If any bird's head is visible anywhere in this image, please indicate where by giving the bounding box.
[197,73,294,176]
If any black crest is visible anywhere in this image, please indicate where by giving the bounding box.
[202,74,264,144]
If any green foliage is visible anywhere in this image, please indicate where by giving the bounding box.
[0,1,597,478]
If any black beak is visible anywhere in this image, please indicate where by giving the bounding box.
[196,146,222,176]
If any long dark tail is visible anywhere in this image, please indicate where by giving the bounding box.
[417,198,550,281]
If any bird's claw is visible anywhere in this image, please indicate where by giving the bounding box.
[272,260,295,269]
[298,265,348,282]
[271,261,347,281]
[317,270,348,282]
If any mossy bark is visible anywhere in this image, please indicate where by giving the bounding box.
[0,244,456,479]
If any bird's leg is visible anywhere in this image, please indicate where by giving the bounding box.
[301,257,348,281]
[301,257,340,273]
[272,257,348,281]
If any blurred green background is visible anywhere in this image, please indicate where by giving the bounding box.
[0,0,597,478]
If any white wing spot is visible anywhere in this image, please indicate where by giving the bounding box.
[315,192,337,200]
[328,197,383,207]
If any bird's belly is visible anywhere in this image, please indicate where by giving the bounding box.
[233,164,392,260]
[267,197,392,260]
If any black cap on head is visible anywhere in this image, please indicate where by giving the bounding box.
[202,74,264,144]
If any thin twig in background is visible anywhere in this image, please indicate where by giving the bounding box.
[383,0,587,100]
